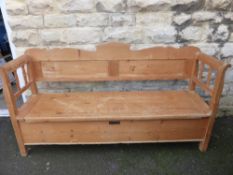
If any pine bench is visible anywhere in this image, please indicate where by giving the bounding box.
[0,42,230,156]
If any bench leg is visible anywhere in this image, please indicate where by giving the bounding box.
[18,144,28,157]
[199,117,215,152]
[10,121,28,157]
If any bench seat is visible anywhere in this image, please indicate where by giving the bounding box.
[17,90,211,122]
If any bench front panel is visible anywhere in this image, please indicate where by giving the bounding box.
[20,118,208,145]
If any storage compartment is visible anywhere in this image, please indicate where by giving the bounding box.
[20,118,208,144]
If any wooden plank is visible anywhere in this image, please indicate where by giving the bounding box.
[2,55,29,72]
[119,60,188,79]
[172,46,200,59]
[25,43,200,61]
[34,59,191,81]
[34,74,188,82]
[81,43,199,61]
[16,91,211,122]
[198,53,223,70]
[20,118,208,144]
[40,61,108,80]
[25,48,79,61]
[27,43,199,81]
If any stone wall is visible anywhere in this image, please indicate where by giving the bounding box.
[5,0,233,116]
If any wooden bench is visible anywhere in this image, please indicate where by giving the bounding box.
[0,42,230,156]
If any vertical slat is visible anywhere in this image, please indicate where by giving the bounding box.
[108,61,119,77]
[27,60,38,94]
[198,61,204,81]
[189,55,199,90]
[206,66,212,87]
[22,64,28,84]
[13,70,20,90]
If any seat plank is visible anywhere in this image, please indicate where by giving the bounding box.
[17,90,211,122]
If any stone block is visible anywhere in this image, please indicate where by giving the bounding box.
[76,13,109,27]
[12,30,39,47]
[127,0,172,12]
[211,24,229,42]
[206,0,232,10]
[59,0,95,13]
[191,43,220,56]
[221,43,233,58]
[192,11,221,23]
[173,13,191,25]
[40,29,67,45]
[6,0,28,15]
[104,27,143,43]
[8,15,43,29]
[144,25,176,43]
[110,13,135,26]
[96,0,126,12]
[180,25,209,42]
[65,27,103,44]
[44,14,76,28]
[27,0,55,15]
[136,12,173,25]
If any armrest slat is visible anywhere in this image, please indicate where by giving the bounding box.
[0,54,37,116]
[3,55,30,72]
[197,53,223,70]
[193,77,214,96]
[0,68,17,115]
[14,81,33,99]
[210,64,231,111]
[192,53,231,113]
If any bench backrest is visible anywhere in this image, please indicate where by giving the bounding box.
[25,42,200,82]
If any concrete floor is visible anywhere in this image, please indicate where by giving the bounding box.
[0,84,23,109]
[0,90,7,109]
[0,117,233,175]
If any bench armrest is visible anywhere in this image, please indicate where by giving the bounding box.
[0,55,37,116]
[189,53,231,114]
